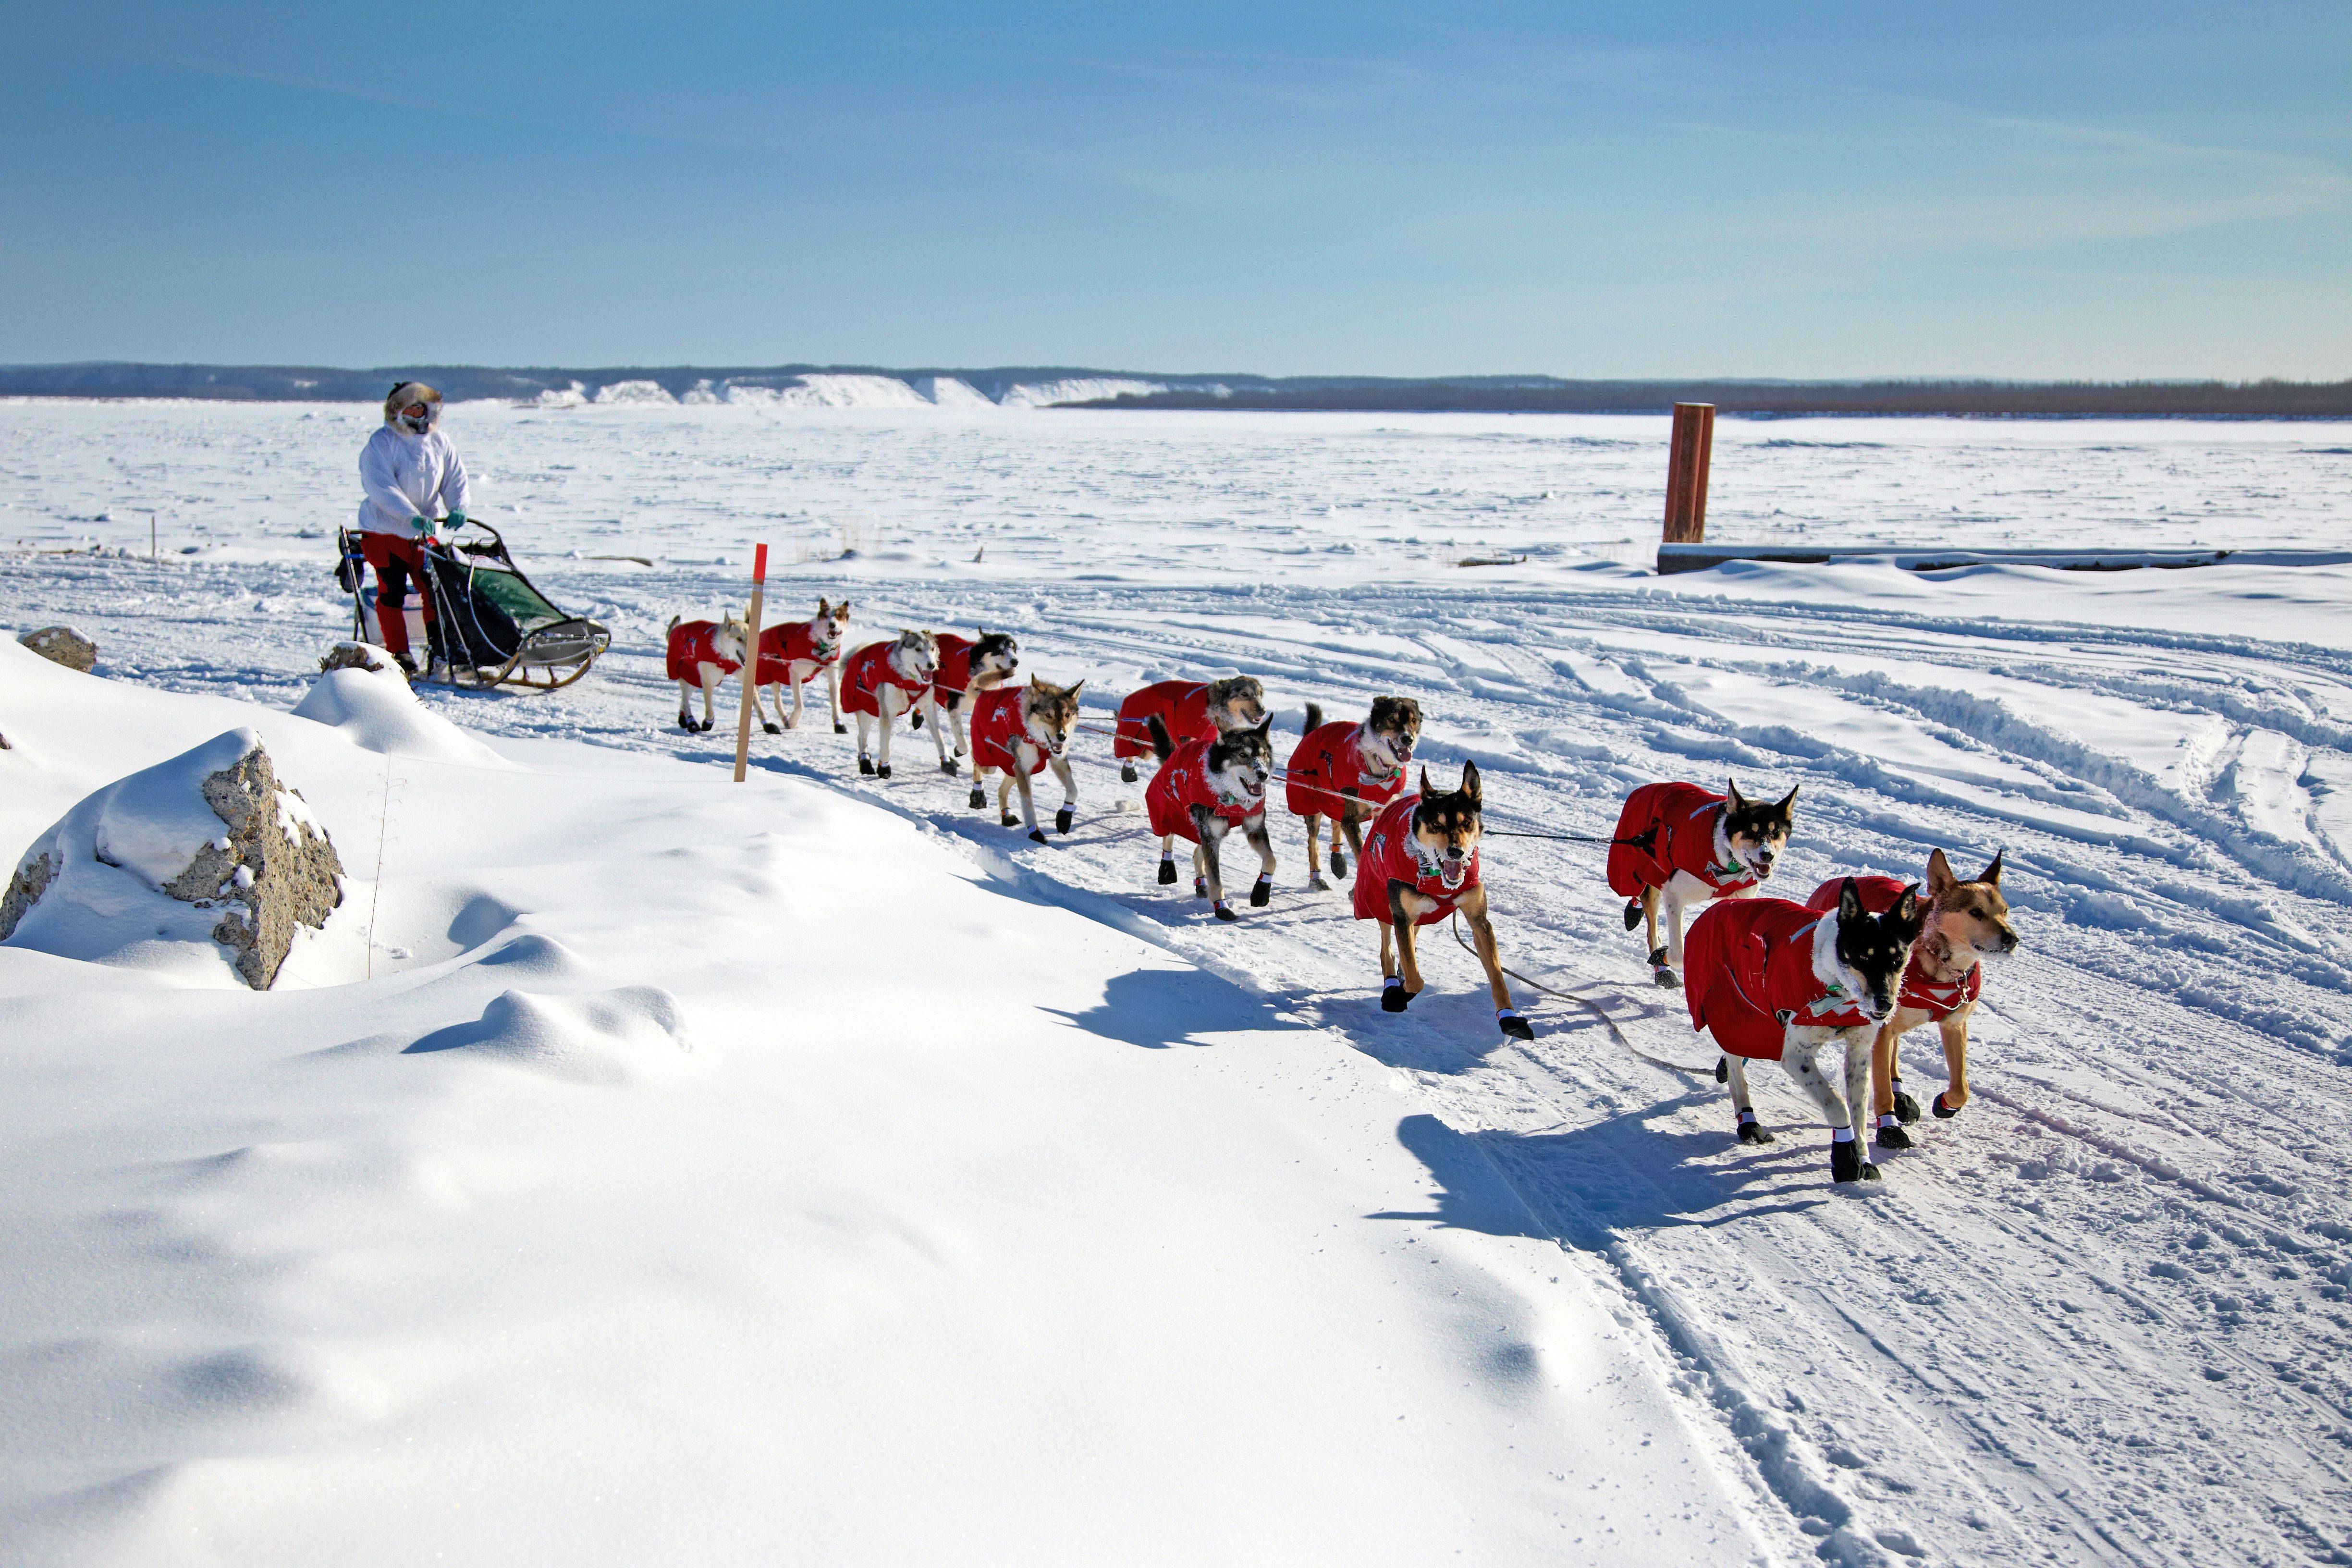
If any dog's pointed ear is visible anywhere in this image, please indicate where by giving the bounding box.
[1420,765,1435,799]
[1726,777,1747,810]
[840,600,852,614]
[1066,678,1084,699]
[1459,758,1482,806]
[816,597,829,615]
[1926,847,1957,898]
[1894,883,1925,934]
[1255,715,1273,737]
[1777,784,1800,813]
[1838,876,1865,926]
[1981,848,2004,886]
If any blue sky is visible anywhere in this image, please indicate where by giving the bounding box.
[3,2,2345,377]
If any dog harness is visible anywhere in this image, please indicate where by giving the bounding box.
[1806,874,1981,1020]
[1285,720,1407,820]
[665,620,742,682]
[970,686,1047,777]
[1351,794,1482,926]
[1115,680,1216,760]
[1147,737,1262,843]
[1684,897,1872,1061]
[841,641,930,719]
[754,619,840,687]
[1606,781,1760,900]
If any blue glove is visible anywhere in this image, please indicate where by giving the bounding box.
[409,514,432,535]
[446,510,467,529]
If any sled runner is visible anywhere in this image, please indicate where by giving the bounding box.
[337,519,611,692]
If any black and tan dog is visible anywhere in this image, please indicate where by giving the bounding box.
[1144,714,1278,919]
[1286,697,1422,891]
[1350,762,1533,1041]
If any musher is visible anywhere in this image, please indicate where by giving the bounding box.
[356,381,470,674]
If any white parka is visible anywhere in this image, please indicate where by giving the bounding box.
[356,424,471,537]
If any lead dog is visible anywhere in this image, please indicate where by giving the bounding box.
[841,630,940,778]
[1350,762,1533,1040]
[931,630,1020,771]
[1683,880,1926,1183]
[967,676,1084,843]
[1145,714,1276,920]
[1803,850,2018,1150]
[1607,778,1798,988]
[1114,676,1269,784]
[665,612,749,733]
[753,596,851,735]
[1286,696,1422,890]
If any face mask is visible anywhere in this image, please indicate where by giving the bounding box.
[398,405,432,435]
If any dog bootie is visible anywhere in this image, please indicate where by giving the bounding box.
[1000,810,1021,829]
[1308,873,1331,892]
[876,763,893,779]
[1193,875,1209,900]
[1622,897,1642,932]
[1874,1114,1913,1152]
[1120,762,1138,784]
[1830,1131,1865,1183]
[1649,947,1680,990]
[1329,849,1348,880]
[858,755,876,776]
[968,787,986,810]
[1029,829,1049,846]
[1249,872,1271,908]
[1157,858,1178,886]
[1056,806,1075,835]
[1213,900,1237,922]
[1381,977,1411,1014]
[1715,1055,1729,1084]
[910,710,924,729]
[833,723,847,735]
[941,757,959,774]
[761,722,781,735]
[1736,1109,1774,1145]
[677,714,697,734]
[1893,1079,1922,1125]
[1496,1007,1533,1041]
[1932,1091,1964,1120]
[698,718,715,733]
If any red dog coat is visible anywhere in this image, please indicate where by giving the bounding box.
[1805,875,1977,1020]
[1115,680,1215,761]
[931,633,975,701]
[1684,897,1871,1062]
[841,641,930,719]
[1351,794,1482,925]
[666,620,741,682]
[970,686,1047,776]
[1147,737,1262,843]
[1606,781,1760,900]
[1285,721,1407,820]
[754,619,839,687]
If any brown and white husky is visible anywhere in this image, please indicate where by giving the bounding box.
[754,596,852,735]
[1866,849,2019,1149]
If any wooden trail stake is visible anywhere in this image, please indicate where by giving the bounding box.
[732,543,769,783]
[1663,403,1715,544]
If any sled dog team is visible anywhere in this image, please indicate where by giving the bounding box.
[668,603,2020,1186]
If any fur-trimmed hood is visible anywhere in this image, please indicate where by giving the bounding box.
[384,382,443,433]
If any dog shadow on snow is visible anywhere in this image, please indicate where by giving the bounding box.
[1042,967,1312,1050]
[1375,1104,1849,1249]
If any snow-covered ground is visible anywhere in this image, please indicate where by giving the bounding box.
[5,401,2352,1566]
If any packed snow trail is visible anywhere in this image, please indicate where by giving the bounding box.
[12,544,2352,1566]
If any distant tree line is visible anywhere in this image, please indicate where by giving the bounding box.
[1076,379,2352,418]
[0,363,2344,416]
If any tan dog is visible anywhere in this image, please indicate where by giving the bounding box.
[1867,850,2018,1147]
[1354,763,1533,1041]
[968,677,1085,844]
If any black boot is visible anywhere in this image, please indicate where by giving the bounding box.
[1496,1008,1533,1041]
[968,787,986,809]
[877,763,893,779]
[1381,979,1411,1013]
[1736,1112,1774,1145]
[1157,858,1178,885]
[1622,897,1642,932]
[858,755,875,776]
[1120,762,1138,784]
[941,757,959,774]
[1249,873,1271,907]
[1874,1117,1913,1151]
[1893,1080,1923,1124]
[1933,1091,1963,1120]
[1056,806,1075,835]
[1329,849,1348,880]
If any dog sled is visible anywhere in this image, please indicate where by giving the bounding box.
[335,518,612,692]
